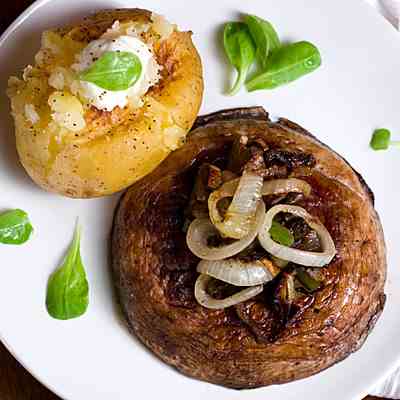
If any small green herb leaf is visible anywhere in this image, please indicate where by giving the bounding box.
[0,209,33,245]
[244,14,280,68]
[370,128,391,150]
[246,41,322,91]
[269,221,294,247]
[223,22,256,96]
[46,223,89,320]
[80,51,142,91]
[296,268,321,293]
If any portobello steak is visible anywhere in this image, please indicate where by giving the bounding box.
[111,107,386,389]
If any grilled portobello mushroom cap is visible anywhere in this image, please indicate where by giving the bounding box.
[111,107,386,389]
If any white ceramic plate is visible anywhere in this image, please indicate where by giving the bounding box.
[0,0,399,399]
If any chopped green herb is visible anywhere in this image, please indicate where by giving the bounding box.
[223,22,256,95]
[80,51,142,91]
[46,222,89,320]
[296,268,321,293]
[370,128,400,151]
[0,209,33,245]
[370,129,391,150]
[269,221,294,247]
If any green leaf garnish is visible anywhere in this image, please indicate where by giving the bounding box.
[79,51,142,91]
[269,221,294,247]
[370,129,391,150]
[246,41,322,91]
[244,14,280,69]
[223,22,256,96]
[46,222,89,320]
[0,209,33,245]
[369,128,400,151]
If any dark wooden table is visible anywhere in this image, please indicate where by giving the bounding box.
[0,1,390,399]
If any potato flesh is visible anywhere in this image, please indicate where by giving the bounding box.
[48,91,86,132]
[7,11,203,198]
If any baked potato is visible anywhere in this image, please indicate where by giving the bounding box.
[111,107,386,389]
[7,9,203,198]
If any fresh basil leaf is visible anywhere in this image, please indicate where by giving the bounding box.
[223,22,256,96]
[370,128,391,150]
[269,221,294,247]
[246,41,322,91]
[46,223,89,320]
[79,51,142,91]
[0,209,33,245]
[244,14,280,68]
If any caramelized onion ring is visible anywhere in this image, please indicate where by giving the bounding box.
[197,258,274,286]
[194,274,263,310]
[208,172,263,239]
[258,204,336,267]
[186,201,265,260]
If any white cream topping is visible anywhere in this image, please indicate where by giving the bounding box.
[72,33,160,111]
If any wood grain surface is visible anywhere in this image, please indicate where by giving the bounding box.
[0,1,390,399]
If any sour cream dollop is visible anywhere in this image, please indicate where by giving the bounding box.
[73,35,161,111]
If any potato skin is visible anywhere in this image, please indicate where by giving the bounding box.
[8,9,203,198]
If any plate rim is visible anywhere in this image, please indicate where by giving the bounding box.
[0,3,89,399]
